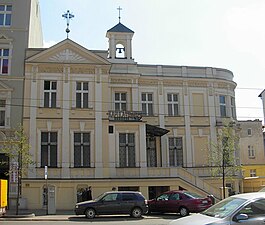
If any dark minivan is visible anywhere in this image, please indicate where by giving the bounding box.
[75,191,148,218]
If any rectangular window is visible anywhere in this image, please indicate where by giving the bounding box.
[248,145,255,158]
[141,93,153,116]
[119,133,135,167]
[247,128,252,136]
[167,93,179,116]
[231,97,236,119]
[219,95,227,117]
[76,82,89,108]
[74,132,90,167]
[0,48,9,74]
[115,92,127,111]
[146,136,157,167]
[41,132,57,167]
[250,169,256,177]
[169,137,183,167]
[0,5,12,26]
[44,81,57,108]
[0,100,5,126]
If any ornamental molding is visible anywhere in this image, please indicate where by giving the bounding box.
[163,81,183,86]
[110,78,132,84]
[188,81,208,87]
[38,66,64,73]
[71,67,95,74]
[49,49,87,63]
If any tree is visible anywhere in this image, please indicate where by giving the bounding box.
[0,125,33,215]
[208,121,241,199]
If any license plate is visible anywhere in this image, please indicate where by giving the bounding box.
[202,200,208,204]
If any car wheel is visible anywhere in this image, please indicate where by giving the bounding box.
[85,208,96,219]
[179,207,189,217]
[131,207,142,218]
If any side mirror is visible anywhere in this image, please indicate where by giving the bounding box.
[236,213,248,221]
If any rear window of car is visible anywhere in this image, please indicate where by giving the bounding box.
[184,192,203,199]
[122,193,137,201]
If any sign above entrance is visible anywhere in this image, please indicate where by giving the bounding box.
[108,110,142,122]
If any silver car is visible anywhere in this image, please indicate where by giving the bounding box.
[169,192,265,225]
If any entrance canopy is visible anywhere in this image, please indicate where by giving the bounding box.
[146,124,169,137]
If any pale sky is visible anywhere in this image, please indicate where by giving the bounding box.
[39,0,264,123]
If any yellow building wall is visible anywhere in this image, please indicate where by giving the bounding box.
[242,165,265,192]
[194,136,208,166]
[192,93,204,116]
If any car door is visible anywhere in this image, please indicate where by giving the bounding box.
[96,193,121,214]
[168,193,181,212]
[153,193,171,212]
[231,199,265,224]
[120,193,137,214]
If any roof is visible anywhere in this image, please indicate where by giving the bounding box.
[258,89,265,97]
[230,192,265,200]
[107,22,134,33]
[146,124,169,137]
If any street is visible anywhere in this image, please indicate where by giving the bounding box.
[1,214,179,225]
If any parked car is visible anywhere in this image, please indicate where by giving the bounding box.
[148,190,212,216]
[74,191,148,218]
[169,192,265,225]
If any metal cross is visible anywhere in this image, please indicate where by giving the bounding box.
[62,10,74,38]
[117,6,122,23]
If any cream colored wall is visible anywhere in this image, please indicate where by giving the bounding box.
[22,37,238,210]
[239,121,265,165]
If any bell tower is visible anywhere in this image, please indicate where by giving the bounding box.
[106,8,134,63]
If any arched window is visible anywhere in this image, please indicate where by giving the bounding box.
[115,43,125,58]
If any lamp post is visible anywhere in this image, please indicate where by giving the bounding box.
[45,166,48,215]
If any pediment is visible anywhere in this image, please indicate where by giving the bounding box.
[0,81,12,91]
[0,34,13,43]
[26,39,110,65]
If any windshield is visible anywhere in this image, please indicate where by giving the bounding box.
[93,193,105,202]
[201,196,247,218]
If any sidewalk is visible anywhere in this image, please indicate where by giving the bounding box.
[0,209,76,221]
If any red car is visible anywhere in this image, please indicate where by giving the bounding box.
[148,190,212,217]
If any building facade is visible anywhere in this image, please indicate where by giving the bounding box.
[0,0,43,208]
[239,120,265,192]
[21,21,241,210]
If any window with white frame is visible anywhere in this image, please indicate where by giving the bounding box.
[141,93,153,116]
[74,132,90,167]
[41,132,57,167]
[119,133,135,167]
[231,97,236,119]
[44,81,57,108]
[248,145,255,158]
[250,169,256,177]
[0,100,5,126]
[167,93,179,116]
[0,48,9,74]
[76,82,89,108]
[0,5,12,26]
[146,136,157,167]
[169,137,183,167]
[115,92,127,111]
[219,95,227,117]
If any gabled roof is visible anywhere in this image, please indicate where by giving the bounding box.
[107,22,134,33]
[26,38,110,65]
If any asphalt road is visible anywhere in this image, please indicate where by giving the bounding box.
[1,214,180,225]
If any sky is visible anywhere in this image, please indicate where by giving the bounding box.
[39,0,264,123]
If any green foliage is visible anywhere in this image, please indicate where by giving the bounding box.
[1,124,33,177]
[208,120,241,198]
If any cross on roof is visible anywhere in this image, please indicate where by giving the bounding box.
[117,6,122,23]
[62,10,74,38]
